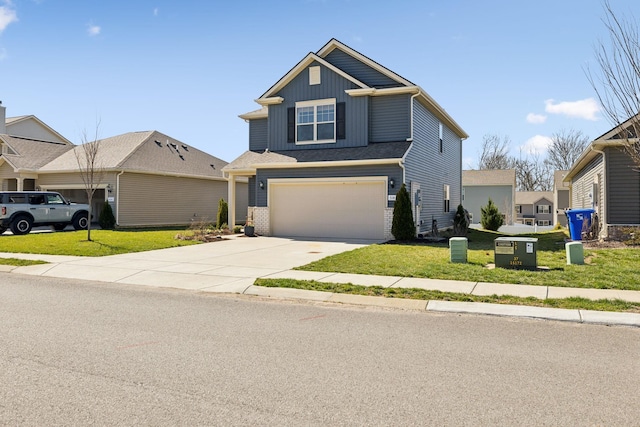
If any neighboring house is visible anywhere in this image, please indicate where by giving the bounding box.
[515,191,554,226]
[223,39,468,240]
[0,105,247,227]
[462,169,516,225]
[553,170,570,227]
[564,116,640,240]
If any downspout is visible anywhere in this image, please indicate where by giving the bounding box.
[591,146,606,238]
[408,90,421,144]
[116,170,124,226]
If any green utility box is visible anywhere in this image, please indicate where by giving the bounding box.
[449,237,468,263]
[566,241,584,265]
[494,237,538,270]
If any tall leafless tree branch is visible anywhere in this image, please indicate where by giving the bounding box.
[544,128,591,171]
[586,0,640,169]
[74,121,104,241]
[478,134,512,170]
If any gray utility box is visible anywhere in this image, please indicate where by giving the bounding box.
[494,237,538,270]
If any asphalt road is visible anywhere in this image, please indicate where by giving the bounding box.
[1,273,639,426]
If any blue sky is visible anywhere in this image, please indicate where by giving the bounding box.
[0,0,636,167]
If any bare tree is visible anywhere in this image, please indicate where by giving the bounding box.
[545,129,591,170]
[478,134,512,170]
[513,153,553,191]
[74,122,104,241]
[586,0,640,168]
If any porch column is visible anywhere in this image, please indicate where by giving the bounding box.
[228,173,236,228]
[16,177,23,191]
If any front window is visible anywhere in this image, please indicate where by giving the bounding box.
[296,99,335,144]
[536,204,550,214]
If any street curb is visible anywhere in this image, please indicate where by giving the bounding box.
[0,265,16,272]
[245,286,640,328]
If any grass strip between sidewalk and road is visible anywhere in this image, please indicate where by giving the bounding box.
[254,278,640,313]
[0,258,48,267]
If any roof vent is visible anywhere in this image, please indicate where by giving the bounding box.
[154,140,162,147]
[169,142,177,150]
[179,155,185,161]
[210,164,215,169]
[182,145,189,151]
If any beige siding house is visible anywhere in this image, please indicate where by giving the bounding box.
[0,106,247,227]
[564,116,640,240]
[462,169,516,225]
[553,170,570,227]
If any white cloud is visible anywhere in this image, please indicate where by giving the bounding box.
[526,113,547,124]
[87,24,101,36]
[0,2,18,33]
[153,8,158,16]
[544,98,600,121]
[520,135,552,155]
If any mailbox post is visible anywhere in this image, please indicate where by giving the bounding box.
[494,237,538,270]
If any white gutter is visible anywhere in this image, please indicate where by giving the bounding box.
[253,158,400,170]
[116,170,124,226]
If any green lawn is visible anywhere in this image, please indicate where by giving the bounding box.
[0,258,48,266]
[298,229,640,291]
[0,229,200,257]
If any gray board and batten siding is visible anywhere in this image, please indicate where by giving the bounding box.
[369,94,410,143]
[268,62,368,151]
[607,147,640,224]
[404,99,462,232]
[253,164,403,208]
[323,48,404,88]
[249,119,268,152]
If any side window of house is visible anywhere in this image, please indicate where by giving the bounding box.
[536,205,550,214]
[516,205,522,214]
[443,184,450,213]
[438,122,443,153]
[288,99,345,144]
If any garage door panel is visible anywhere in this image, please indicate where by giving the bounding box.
[270,180,385,239]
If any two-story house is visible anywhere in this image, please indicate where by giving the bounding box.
[515,191,554,226]
[224,39,467,240]
[462,169,516,225]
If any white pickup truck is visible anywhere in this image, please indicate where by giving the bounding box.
[0,191,90,235]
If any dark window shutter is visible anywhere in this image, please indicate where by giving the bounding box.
[287,107,295,143]
[336,102,346,140]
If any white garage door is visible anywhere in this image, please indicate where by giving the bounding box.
[270,179,386,239]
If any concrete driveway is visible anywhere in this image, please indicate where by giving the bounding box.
[5,236,374,293]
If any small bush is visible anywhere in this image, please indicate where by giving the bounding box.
[216,198,228,229]
[98,203,116,230]
[480,198,503,231]
[391,183,415,240]
[233,225,242,233]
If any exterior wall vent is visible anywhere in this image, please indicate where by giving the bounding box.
[309,66,321,85]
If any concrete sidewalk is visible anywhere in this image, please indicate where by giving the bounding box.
[2,235,639,327]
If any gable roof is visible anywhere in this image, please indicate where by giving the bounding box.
[0,134,73,171]
[564,118,632,182]
[462,169,516,186]
[39,131,228,180]
[248,39,468,139]
[5,115,73,145]
[515,191,553,205]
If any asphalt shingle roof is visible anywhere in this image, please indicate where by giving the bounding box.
[515,191,553,205]
[223,142,411,171]
[462,169,516,186]
[0,135,73,170]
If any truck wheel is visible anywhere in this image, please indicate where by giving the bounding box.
[73,213,89,230]
[10,216,33,235]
